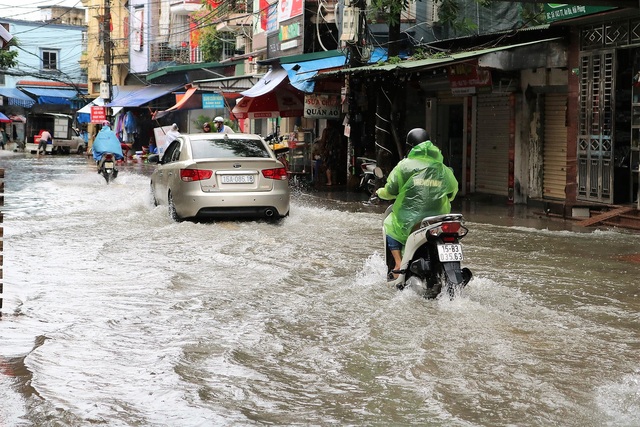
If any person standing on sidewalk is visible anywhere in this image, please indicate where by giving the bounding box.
[0,128,7,150]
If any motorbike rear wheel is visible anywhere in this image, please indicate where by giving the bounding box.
[102,170,112,184]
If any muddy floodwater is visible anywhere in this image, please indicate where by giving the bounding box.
[1,153,639,426]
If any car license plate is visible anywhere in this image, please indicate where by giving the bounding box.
[221,174,254,184]
[437,243,464,262]
[105,161,114,168]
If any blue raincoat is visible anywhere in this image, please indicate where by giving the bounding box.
[92,127,124,161]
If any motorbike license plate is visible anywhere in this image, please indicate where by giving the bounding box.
[437,244,464,262]
[104,161,114,169]
[221,175,254,184]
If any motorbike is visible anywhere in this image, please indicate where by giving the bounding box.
[264,132,289,170]
[382,205,473,299]
[97,153,119,184]
[357,157,378,195]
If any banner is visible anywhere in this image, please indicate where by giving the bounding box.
[448,63,492,96]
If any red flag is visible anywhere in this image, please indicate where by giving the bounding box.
[260,0,269,30]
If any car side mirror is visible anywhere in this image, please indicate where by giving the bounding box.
[147,154,160,164]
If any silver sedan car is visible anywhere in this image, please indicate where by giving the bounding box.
[150,132,290,221]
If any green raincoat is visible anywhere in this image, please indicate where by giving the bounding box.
[376,140,458,245]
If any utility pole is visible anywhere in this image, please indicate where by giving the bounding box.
[101,0,112,115]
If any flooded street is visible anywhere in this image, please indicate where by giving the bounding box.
[1,153,639,426]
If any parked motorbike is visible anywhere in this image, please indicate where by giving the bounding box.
[382,204,472,299]
[264,132,290,172]
[97,153,119,184]
[357,157,378,195]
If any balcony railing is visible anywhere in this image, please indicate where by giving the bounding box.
[150,42,191,65]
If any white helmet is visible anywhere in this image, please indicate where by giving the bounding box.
[214,116,224,123]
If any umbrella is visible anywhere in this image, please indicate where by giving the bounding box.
[232,88,304,119]
[0,112,11,123]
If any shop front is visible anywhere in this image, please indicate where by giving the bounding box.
[577,17,640,205]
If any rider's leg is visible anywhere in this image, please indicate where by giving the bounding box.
[386,235,404,276]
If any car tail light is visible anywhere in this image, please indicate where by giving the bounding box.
[262,167,288,180]
[180,169,213,182]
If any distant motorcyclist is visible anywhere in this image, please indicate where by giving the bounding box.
[376,128,458,279]
[92,121,124,164]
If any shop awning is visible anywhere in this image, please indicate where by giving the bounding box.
[19,87,83,105]
[282,55,347,93]
[232,90,304,119]
[317,38,565,78]
[233,65,305,119]
[240,66,290,98]
[192,75,259,92]
[106,84,184,107]
[0,88,35,107]
[152,86,200,119]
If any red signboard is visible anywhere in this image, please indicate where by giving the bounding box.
[91,106,107,124]
[448,63,492,96]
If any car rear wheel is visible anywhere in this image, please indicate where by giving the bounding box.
[168,192,182,222]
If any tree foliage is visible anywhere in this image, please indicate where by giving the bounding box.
[198,27,225,63]
[191,6,225,63]
[0,38,19,69]
[369,0,545,43]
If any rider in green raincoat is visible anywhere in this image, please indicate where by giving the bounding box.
[376,128,459,274]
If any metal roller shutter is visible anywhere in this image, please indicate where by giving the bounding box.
[543,93,568,200]
[475,93,510,196]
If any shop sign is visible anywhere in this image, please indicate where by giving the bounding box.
[278,0,303,24]
[544,3,614,23]
[268,15,303,57]
[448,63,492,96]
[304,93,340,118]
[202,93,225,108]
[90,106,106,123]
[280,22,300,41]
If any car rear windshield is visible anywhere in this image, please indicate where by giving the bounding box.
[190,138,271,159]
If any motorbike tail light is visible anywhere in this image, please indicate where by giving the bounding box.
[104,154,113,161]
[262,167,288,180]
[427,222,468,238]
[441,222,461,234]
[180,169,213,182]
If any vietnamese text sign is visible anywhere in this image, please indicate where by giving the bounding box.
[544,3,614,23]
[202,93,225,109]
[91,106,107,124]
[304,93,341,118]
[448,63,492,96]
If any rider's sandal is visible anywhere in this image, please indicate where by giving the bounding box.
[387,269,404,282]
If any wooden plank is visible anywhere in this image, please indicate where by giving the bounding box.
[577,206,635,227]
